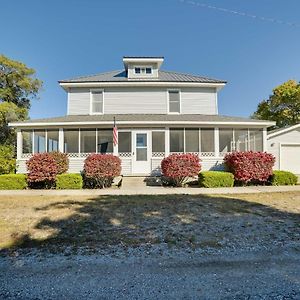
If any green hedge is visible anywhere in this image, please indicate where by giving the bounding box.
[0,174,27,190]
[270,170,298,186]
[56,173,83,189]
[199,171,234,188]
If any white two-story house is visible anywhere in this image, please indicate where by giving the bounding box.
[10,56,274,175]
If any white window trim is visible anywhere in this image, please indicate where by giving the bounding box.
[90,89,104,115]
[167,89,181,114]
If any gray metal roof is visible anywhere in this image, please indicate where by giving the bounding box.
[11,114,272,126]
[59,70,226,84]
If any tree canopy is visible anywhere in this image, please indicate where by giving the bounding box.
[0,54,42,109]
[252,80,300,128]
[0,102,28,145]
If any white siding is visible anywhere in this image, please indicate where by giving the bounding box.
[268,128,300,170]
[68,88,90,115]
[104,88,166,114]
[181,88,217,114]
[67,87,217,115]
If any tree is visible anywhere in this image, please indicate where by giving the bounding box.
[0,54,42,109]
[0,102,28,145]
[252,80,300,128]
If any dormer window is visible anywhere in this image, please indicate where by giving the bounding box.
[134,67,152,75]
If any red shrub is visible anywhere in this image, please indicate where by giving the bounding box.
[49,151,69,174]
[26,153,58,188]
[224,151,275,184]
[83,154,121,188]
[161,153,201,186]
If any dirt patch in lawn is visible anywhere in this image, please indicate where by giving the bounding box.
[0,192,299,254]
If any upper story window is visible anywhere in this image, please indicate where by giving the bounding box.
[168,90,180,113]
[91,90,103,114]
[134,67,152,75]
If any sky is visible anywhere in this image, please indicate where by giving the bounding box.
[1,0,300,119]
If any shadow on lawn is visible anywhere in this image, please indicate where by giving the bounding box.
[2,194,300,254]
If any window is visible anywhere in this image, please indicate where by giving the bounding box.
[219,129,234,153]
[170,128,184,152]
[135,67,141,74]
[249,129,263,151]
[201,128,215,153]
[146,67,152,74]
[47,130,59,152]
[34,130,46,153]
[168,91,180,113]
[152,131,165,153]
[185,129,199,152]
[22,130,32,154]
[64,130,79,153]
[80,129,96,153]
[118,132,131,153]
[98,129,113,153]
[91,90,103,114]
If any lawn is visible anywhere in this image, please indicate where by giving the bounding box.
[0,192,299,254]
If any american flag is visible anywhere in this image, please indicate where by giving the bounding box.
[113,117,118,146]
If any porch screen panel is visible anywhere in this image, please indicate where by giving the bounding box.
[170,128,184,152]
[118,132,131,153]
[200,128,214,153]
[185,129,199,152]
[152,131,165,153]
[98,129,113,153]
[64,129,79,153]
[22,130,33,154]
[249,129,263,151]
[47,130,59,152]
[34,130,46,153]
[219,128,234,153]
[235,129,248,152]
[80,129,96,153]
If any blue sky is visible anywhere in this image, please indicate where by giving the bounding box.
[1,0,300,119]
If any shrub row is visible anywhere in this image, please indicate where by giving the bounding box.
[269,170,298,186]
[0,173,82,190]
[0,174,27,190]
[199,171,234,188]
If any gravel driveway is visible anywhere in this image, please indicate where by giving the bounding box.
[1,246,300,299]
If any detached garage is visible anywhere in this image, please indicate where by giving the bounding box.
[268,124,300,174]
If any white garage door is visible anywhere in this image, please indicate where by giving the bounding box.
[281,144,300,174]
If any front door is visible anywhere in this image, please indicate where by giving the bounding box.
[132,131,151,174]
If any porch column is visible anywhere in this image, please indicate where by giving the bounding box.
[263,127,267,152]
[165,127,170,156]
[58,128,64,152]
[214,127,219,157]
[16,129,22,160]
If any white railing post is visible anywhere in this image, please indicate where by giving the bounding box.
[214,127,219,157]
[59,128,64,152]
[165,127,170,156]
[16,129,22,159]
[263,128,267,152]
